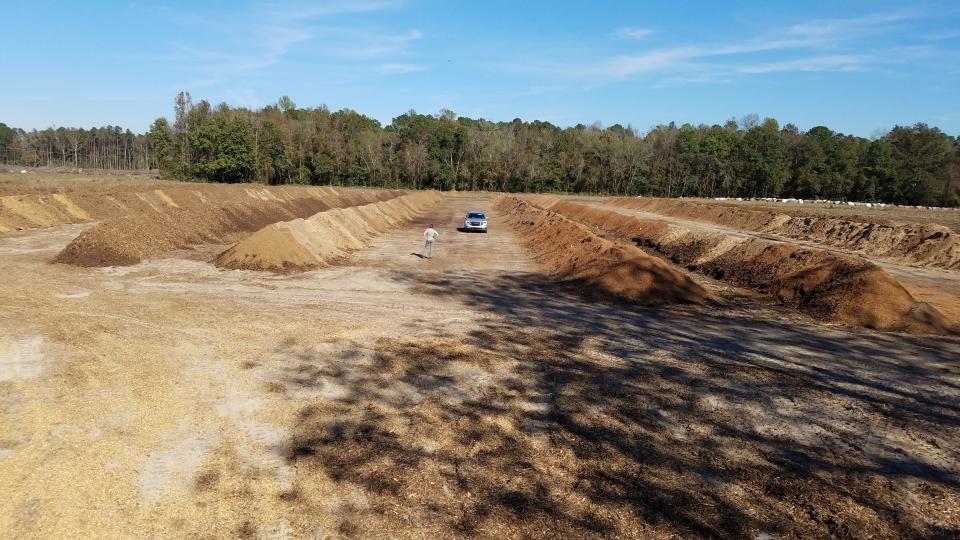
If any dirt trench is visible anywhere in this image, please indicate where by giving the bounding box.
[215,191,444,272]
[528,196,953,334]
[53,189,405,267]
[607,197,960,270]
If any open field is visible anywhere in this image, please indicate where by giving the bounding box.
[1,175,959,538]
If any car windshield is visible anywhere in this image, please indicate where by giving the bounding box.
[467,212,486,219]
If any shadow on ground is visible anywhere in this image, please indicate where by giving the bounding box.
[275,270,960,538]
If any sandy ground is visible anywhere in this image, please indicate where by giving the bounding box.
[1,193,959,538]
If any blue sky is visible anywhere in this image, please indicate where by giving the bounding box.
[2,0,959,136]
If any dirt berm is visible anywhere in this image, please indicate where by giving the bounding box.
[0,183,362,233]
[53,189,403,267]
[608,197,960,270]
[215,191,443,272]
[530,196,954,335]
[497,196,710,305]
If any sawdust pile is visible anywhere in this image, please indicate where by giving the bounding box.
[214,191,443,272]
[53,189,403,267]
[538,198,954,334]
[608,197,960,270]
[496,196,710,305]
[0,183,379,233]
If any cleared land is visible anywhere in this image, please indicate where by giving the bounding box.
[1,174,959,538]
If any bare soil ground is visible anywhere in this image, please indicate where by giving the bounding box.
[1,185,959,538]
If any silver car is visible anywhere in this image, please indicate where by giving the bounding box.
[463,211,488,232]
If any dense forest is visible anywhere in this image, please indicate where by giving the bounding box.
[0,122,155,171]
[3,92,958,205]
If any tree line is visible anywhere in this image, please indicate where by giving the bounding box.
[4,92,958,205]
[0,122,155,171]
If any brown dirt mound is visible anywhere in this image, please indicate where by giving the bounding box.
[539,198,954,334]
[608,197,960,270]
[0,180,378,233]
[53,189,404,267]
[496,196,710,305]
[214,191,444,272]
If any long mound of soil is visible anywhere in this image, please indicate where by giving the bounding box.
[496,196,710,305]
[607,197,960,270]
[0,182,361,233]
[214,191,443,272]
[536,197,954,334]
[53,189,403,267]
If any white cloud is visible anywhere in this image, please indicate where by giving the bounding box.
[603,47,701,78]
[377,63,427,74]
[169,0,422,88]
[314,28,423,59]
[514,11,931,84]
[737,55,866,74]
[617,27,656,39]
[782,11,914,42]
[261,0,402,20]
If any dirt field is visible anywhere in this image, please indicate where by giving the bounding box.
[1,178,959,538]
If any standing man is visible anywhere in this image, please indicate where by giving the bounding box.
[422,224,439,259]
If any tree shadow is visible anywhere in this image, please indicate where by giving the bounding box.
[275,269,960,538]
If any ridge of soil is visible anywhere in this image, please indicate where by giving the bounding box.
[531,196,954,335]
[608,197,960,270]
[0,180,386,233]
[52,189,404,267]
[496,196,710,305]
[214,191,444,272]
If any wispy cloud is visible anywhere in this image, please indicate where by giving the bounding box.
[511,11,937,85]
[313,29,423,59]
[168,0,422,89]
[377,63,427,75]
[737,55,866,74]
[260,0,402,20]
[617,27,656,40]
[924,30,960,41]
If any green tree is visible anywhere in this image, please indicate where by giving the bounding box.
[888,123,954,205]
[735,120,788,197]
[190,115,255,183]
[147,118,176,175]
[786,135,827,198]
